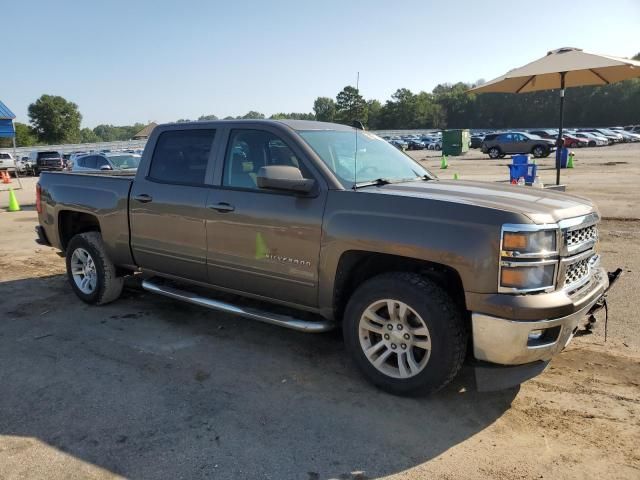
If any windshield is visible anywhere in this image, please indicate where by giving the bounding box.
[299,130,432,187]
[108,154,141,169]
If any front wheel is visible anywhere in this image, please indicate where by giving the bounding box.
[488,147,501,159]
[343,273,467,396]
[65,232,124,305]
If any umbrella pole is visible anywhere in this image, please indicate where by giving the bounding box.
[555,72,566,185]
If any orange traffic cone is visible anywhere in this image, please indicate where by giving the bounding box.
[1,171,10,184]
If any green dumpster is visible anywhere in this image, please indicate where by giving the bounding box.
[442,129,470,156]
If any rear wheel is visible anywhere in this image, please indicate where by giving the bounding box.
[488,147,501,159]
[532,145,548,158]
[65,232,124,305]
[343,272,467,396]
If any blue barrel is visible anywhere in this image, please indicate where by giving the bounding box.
[508,164,537,183]
[559,148,569,168]
[512,154,529,165]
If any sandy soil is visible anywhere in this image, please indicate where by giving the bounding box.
[0,145,639,479]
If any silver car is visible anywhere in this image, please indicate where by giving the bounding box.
[69,152,142,172]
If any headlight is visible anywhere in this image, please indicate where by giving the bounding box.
[500,226,559,293]
[502,230,556,254]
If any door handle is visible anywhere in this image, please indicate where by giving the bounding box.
[133,193,153,203]
[209,202,235,212]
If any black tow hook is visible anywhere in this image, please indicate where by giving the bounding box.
[575,268,623,341]
[607,268,623,292]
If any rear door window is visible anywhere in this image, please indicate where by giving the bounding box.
[148,129,216,185]
[84,156,98,169]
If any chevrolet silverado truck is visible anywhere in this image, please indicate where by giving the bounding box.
[35,120,619,395]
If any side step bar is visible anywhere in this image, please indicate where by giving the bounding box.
[141,279,335,333]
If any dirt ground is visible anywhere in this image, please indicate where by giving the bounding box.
[0,144,639,479]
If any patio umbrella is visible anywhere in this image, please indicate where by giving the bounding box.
[469,47,640,185]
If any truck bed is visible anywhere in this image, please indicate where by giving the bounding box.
[38,171,135,267]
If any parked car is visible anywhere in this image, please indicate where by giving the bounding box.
[572,132,607,147]
[470,135,484,148]
[562,133,588,148]
[28,150,64,175]
[617,130,640,142]
[481,132,555,158]
[528,129,557,139]
[69,152,142,172]
[578,129,617,144]
[389,138,408,150]
[422,137,442,150]
[406,139,425,150]
[36,119,617,395]
[0,152,16,175]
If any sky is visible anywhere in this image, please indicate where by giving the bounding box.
[2,0,639,128]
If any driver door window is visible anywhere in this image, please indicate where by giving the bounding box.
[222,129,307,190]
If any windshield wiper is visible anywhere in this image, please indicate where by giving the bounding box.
[353,178,392,189]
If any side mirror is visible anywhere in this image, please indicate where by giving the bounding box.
[100,165,112,171]
[256,165,315,194]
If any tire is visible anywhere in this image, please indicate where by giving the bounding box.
[532,145,548,158]
[343,272,467,396]
[569,142,578,148]
[588,141,596,147]
[488,147,501,159]
[65,232,124,305]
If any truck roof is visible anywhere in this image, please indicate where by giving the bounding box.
[161,119,355,132]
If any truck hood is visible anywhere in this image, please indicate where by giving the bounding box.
[362,179,595,224]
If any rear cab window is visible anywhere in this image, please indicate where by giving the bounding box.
[148,129,216,185]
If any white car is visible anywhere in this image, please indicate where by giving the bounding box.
[572,132,608,147]
[0,152,17,174]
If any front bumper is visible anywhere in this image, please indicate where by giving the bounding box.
[471,267,611,365]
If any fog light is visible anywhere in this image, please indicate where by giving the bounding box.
[526,326,562,347]
[528,329,544,341]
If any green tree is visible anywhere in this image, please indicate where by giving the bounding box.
[198,114,218,121]
[28,94,82,144]
[313,97,336,122]
[240,111,265,119]
[269,112,315,120]
[92,123,145,141]
[15,122,38,147]
[335,86,367,125]
[80,127,100,143]
[365,99,382,129]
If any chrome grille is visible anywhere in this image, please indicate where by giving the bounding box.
[564,257,591,287]
[566,224,597,248]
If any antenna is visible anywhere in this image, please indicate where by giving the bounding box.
[353,71,360,190]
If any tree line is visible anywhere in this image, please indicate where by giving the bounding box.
[5,51,638,148]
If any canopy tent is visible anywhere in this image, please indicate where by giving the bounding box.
[0,100,16,138]
[0,100,23,190]
[469,47,640,185]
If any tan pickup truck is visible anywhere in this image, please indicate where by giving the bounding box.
[36,120,619,394]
